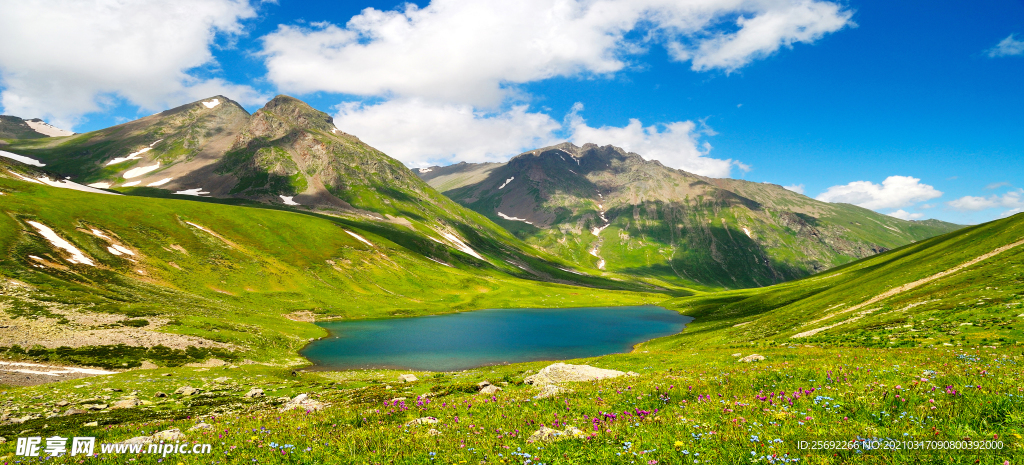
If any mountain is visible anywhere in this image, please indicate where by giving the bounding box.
[417,142,962,289]
[0,97,644,291]
[0,115,73,139]
[0,172,659,366]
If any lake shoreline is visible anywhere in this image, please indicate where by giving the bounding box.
[301,305,692,372]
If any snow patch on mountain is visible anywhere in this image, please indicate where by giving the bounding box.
[107,244,135,256]
[27,221,94,266]
[437,230,484,260]
[123,163,160,179]
[175,187,209,196]
[344,230,373,247]
[106,147,152,166]
[25,119,73,137]
[425,256,452,267]
[7,169,116,195]
[498,212,533,225]
[0,150,45,167]
[8,170,42,184]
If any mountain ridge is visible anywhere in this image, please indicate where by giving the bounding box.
[418,142,961,288]
[0,97,652,292]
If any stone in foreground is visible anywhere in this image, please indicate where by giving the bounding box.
[110,398,142,409]
[479,385,502,395]
[280,393,326,412]
[152,428,185,442]
[174,386,200,396]
[404,417,439,427]
[739,354,766,363]
[524,363,633,386]
[527,425,585,443]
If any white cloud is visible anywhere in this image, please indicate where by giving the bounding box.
[0,0,265,129]
[1002,208,1023,218]
[816,176,942,210]
[334,99,561,167]
[335,100,743,177]
[985,181,1011,189]
[947,189,1024,214]
[783,184,805,194]
[887,209,923,220]
[987,33,1024,58]
[260,0,853,106]
[680,1,854,72]
[566,103,738,178]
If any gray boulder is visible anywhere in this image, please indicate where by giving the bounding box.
[110,398,142,409]
[479,385,502,395]
[525,363,629,386]
[279,393,325,412]
[173,386,200,396]
[152,428,185,442]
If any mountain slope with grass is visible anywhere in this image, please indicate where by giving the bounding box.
[0,190,1018,464]
[0,174,663,368]
[1,97,656,291]
[419,142,961,289]
[652,211,1024,352]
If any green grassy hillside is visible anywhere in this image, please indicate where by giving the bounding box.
[653,211,1024,351]
[1,208,1021,463]
[0,175,663,367]
[1,98,666,295]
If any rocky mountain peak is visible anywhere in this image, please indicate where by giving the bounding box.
[253,95,336,134]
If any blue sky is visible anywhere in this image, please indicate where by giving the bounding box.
[0,0,1021,224]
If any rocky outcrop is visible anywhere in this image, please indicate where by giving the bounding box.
[124,428,184,445]
[173,386,200,396]
[739,354,766,363]
[110,398,142,409]
[479,385,502,395]
[279,393,325,412]
[524,363,635,386]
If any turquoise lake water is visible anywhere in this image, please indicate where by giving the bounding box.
[301,305,692,371]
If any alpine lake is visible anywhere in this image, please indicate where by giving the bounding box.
[300,305,692,372]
